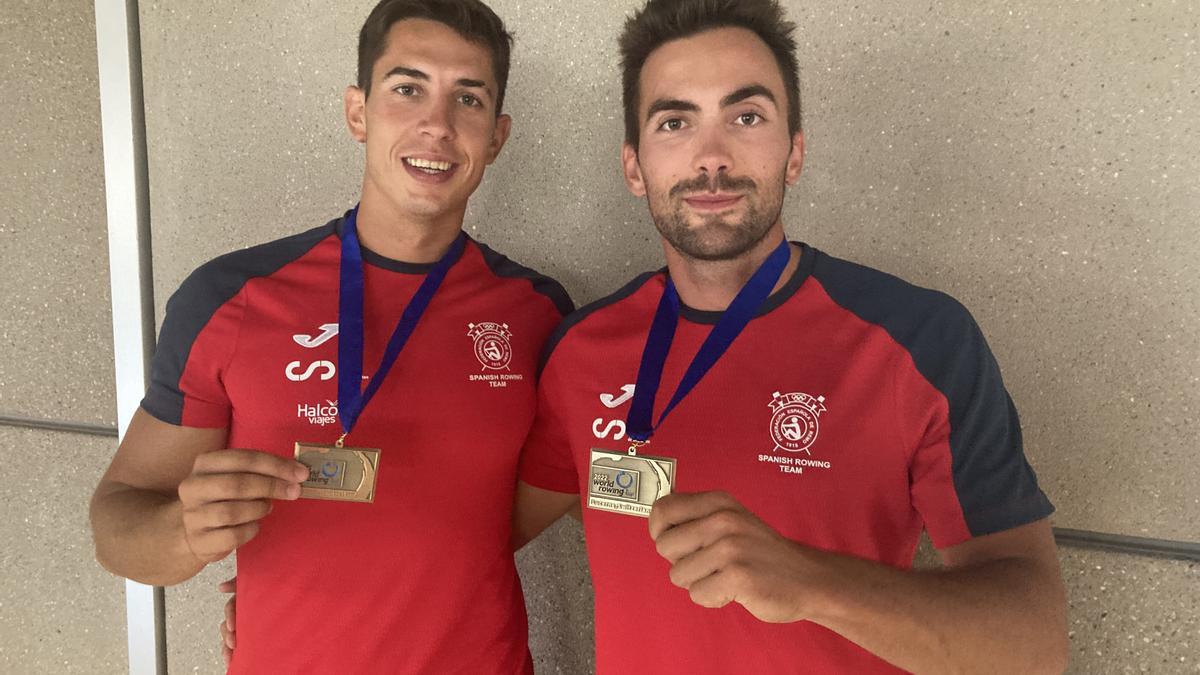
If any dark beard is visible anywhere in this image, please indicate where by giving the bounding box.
[649,170,785,262]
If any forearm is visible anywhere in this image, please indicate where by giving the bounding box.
[805,549,1068,675]
[90,484,205,586]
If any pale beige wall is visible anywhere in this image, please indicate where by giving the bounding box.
[0,1,127,673]
[2,0,1197,673]
[136,1,1200,672]
[0,0,116,426]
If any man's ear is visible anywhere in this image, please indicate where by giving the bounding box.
[622,142,646,197]
[345,85,367,143]
[785,131,805,185]
[486,114,513,165]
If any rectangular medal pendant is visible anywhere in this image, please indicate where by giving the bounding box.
[294,442,380,503]
[586,448,676,518]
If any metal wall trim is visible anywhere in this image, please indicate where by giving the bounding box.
[1054,527,1200,563]
[0,414,118,438]
[94,0,167,672]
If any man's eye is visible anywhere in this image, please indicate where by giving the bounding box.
[659,118,686,132]
[460,93,481,107]
[736,113,762,126]
[395,84,417,96]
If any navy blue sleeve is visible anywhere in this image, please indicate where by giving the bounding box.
[908,296,1055,540]
[142,220,336,426]
[813,251,1054,542]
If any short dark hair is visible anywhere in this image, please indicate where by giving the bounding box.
[357,0,514,114]
[619,0,801,149]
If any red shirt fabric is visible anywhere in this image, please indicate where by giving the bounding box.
[519,243,1052,674]
[142,213,571,674]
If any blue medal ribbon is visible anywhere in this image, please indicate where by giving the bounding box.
[626,238,792,447]
[336,205,465,439]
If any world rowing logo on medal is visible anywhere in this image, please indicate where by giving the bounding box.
[467,322,513,371]
[768,391,827,454]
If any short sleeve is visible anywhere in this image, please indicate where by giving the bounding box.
[904,299,1054,548]
[518,355,580,493]
[140,270,243,428]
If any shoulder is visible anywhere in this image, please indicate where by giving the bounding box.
[159,219,338,352]
[537,270,662,377]
[469,238,575,317]
[170,219,337,311]
[809,249,999,404]
[809,248,977,340]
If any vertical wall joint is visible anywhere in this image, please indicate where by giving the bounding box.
[94,0,166,673]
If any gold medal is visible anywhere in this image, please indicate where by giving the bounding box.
[586,444,676,518]
[294,438,380,503]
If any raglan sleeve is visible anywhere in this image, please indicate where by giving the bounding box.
[903,297,1054,549]
[140,266,242,429]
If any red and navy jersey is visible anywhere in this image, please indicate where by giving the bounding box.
[142,212,572,674]
[519,243,1052,674]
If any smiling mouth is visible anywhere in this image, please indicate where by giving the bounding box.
[401,156,461,186]
[404,157,456,174]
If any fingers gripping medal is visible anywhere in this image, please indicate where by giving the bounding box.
[296,205,465,503]
[588,239,791,518]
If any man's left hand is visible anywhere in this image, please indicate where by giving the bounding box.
[218,577,236,666]
[648,491,822,624]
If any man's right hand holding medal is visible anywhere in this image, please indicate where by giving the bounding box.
[178,449,309,563]
[90,410,310,587]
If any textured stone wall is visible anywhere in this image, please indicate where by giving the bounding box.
[3,1,1196,672]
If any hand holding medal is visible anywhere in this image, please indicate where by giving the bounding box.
[178,449,309,563]
[648,490,819,624]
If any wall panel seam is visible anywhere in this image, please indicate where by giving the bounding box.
[0,414,119,438]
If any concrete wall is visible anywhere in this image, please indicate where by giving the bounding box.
[0,1,126,672]
[2,0,1196,672]
[0,1,115,426]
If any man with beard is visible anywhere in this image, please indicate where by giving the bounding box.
[513,0,1069,672]
[90,1,570,672]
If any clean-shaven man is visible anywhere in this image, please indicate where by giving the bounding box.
[90,1,571,672]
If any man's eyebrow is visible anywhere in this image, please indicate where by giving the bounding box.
[383,66,429,81]
[721,84,777,108]
[457,78,494,99]
[645,98,701,119]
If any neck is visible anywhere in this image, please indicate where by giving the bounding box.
[355,184,465,264]
[663,224,797,312]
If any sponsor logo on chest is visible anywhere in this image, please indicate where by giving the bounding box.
[292,323,339,349]
[286,323,343,426]
[590,384,636,442]
[284,319,350,425]
[286,323,340,381]
[298,399,339,426]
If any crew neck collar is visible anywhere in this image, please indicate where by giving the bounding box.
[675,242,814,325]
[335,214,467,274]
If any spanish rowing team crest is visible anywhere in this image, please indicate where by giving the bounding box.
[468,322,513,370]
[769,391,827,454]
